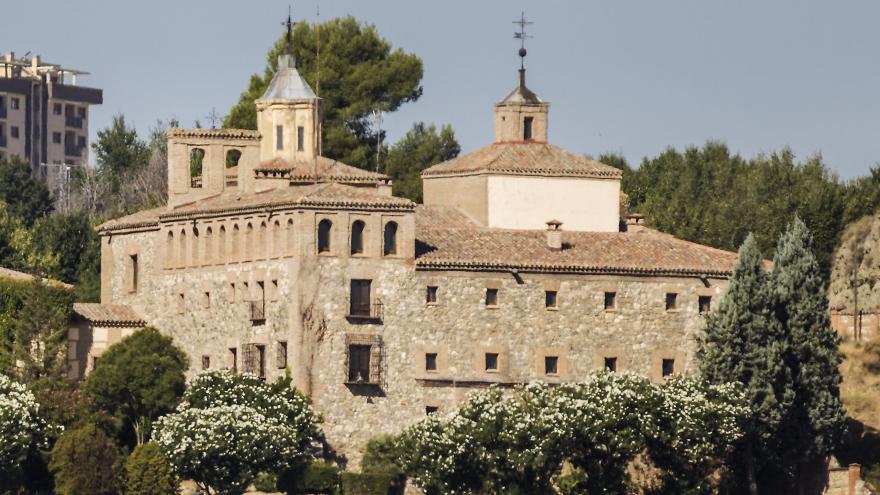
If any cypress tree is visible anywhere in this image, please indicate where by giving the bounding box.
[770,217,846,490]
[698,234,794,494]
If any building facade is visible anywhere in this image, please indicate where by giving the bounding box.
[80,46,739,466]
[0,52,102,206]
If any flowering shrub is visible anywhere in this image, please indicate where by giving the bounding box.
[153,370,318,495]
[0,374,56,487]
[397,372,746,494]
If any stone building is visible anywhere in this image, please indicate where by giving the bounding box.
[0,52,102,206]
[83,41,741,466]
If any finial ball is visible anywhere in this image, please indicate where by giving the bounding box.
[519,47,527,58]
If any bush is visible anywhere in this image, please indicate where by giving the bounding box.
[278,460,340,494]
[253,471,279,492]
[125,441,177,495]
[340,472,397,495]
[49,422,122,495]
[0,374,56,493]
[361,435,403,478]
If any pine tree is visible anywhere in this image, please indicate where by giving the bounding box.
[698,234,794,494]
[770,217,846,490]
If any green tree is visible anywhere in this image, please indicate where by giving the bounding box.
[698,234,794,494]
[0,374,56,494]
[93,114,150,193]
[771,218,847,489]
[125,441,177,495]
[32,210,101,286]
[10,277,72,384]
[384,123,460,202]
[49,422,122,495]
[0,157,52,226]
[842,163,880,226]
[84,327,188,447]
[224,17,423,169]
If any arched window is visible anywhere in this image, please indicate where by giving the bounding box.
[244,223,254,261]
[226,149,241,188]
[190,148,205,188]
[287,219,295,256]
[317,219,332,253]
[258,222,267,260]
[204,227,214,265]
[231,224,240,262]
[166,231,175,269]
[218,225,227,263]
[383,221,398,256]
[191,227,200,266]
[350,220,365,255]
[272,220,282,258]
[178,229,187,268]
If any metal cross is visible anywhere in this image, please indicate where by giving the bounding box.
[513,11,533,69]
[205,107,223,129]
[283,4,297,53]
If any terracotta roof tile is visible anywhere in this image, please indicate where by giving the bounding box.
[255,156,390,183]
[167,128,260,140]
[72,303,145,326]
[414,206,738,277]
[421,142,622,179]
[0,267,73,289]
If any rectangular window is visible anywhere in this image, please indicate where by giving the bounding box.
[52,132,61,144]
[425,352,438,372]
[699,295,712,314]
[77,107,86,118]
[604,291,616,311]
[277,341,288,369]
[53,103,62,115]
[201,355,210,370]
[349,279,372,317]
[348,344,371,383]
[10,127,18,139]
[426,286,438,304]
[545,290,557,309]
[10,98,19,110]
[485,288,498,307]
[544,356,559,375]
[256,345,266,380]
[665,293,678,311]
[485,352,499,371]
[523,116,533,140]
[229,348,237,373]
[297,126,304,151]
[129,254,138,292]
[425,406,439,415]
[77,135,85,147]
[662,358,675,377]
[604,357,617,373]
[276,125,283,150]
[203,292,211,308]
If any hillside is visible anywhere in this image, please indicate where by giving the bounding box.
[838,340,880,485]
[829,215,880,312]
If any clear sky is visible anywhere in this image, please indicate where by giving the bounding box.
[5,0,880,179]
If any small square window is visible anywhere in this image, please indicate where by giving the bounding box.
[425,353,438,372]
[52,132,61,144]
[665,293,678,311]
[426,286,438,304]
[545,290,557,309]
[10,98,19,110]
[662,358,675,377]
[544,356,559,375]
[201,355,210,370]
[604,292,616,310]
[604,357,617,373]
[425,406,439,415]
[485,288,498,307]
[485,352,499,371]
[53,103,62,115]
[699,295,712,314]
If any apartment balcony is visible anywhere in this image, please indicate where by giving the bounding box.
[64,145,84,157]
[0,106,6,119]
[65,116,84,129]
[346,299,384,324]
[249,300,265,323]
[0,135,6,148]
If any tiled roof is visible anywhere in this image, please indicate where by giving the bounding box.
[97,206,166,233]
[0,267,73,289]
[72,303,145,327]
[255,156,390,183]
[414,206,738,277]
[167,128,261,141]
[421,142,623,179]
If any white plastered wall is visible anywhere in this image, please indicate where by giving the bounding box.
[486,175,620,232]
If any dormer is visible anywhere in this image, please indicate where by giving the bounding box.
[255,53,321,163]
[493,69,549,143]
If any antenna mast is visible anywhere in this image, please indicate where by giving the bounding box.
[315,5,321,97]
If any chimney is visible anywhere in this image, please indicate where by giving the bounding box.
[546,220,562,250]
[624,213,646,233]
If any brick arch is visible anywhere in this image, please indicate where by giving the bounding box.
[166,230,175,269]
[258,221,267,260]
[231,224,240,263]
[178,228,187,268]
[383,221,398,256]
[204,226,214,265]
[272,219,282,258]
[287,218,295,257]
[351,220,366,255]
[244,222,254,261]
[191,226,200,266]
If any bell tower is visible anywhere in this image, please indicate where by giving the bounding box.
[256,13,322,163]
[494,12,549,143]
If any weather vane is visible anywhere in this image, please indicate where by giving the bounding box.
[513,11,533,70]
[283,4,297,54]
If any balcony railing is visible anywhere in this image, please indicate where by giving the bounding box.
[0,106,6,119]
[65,116,84,129]
[250,300,265,322]
[346,299,384,324]
[64,145,84,157]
